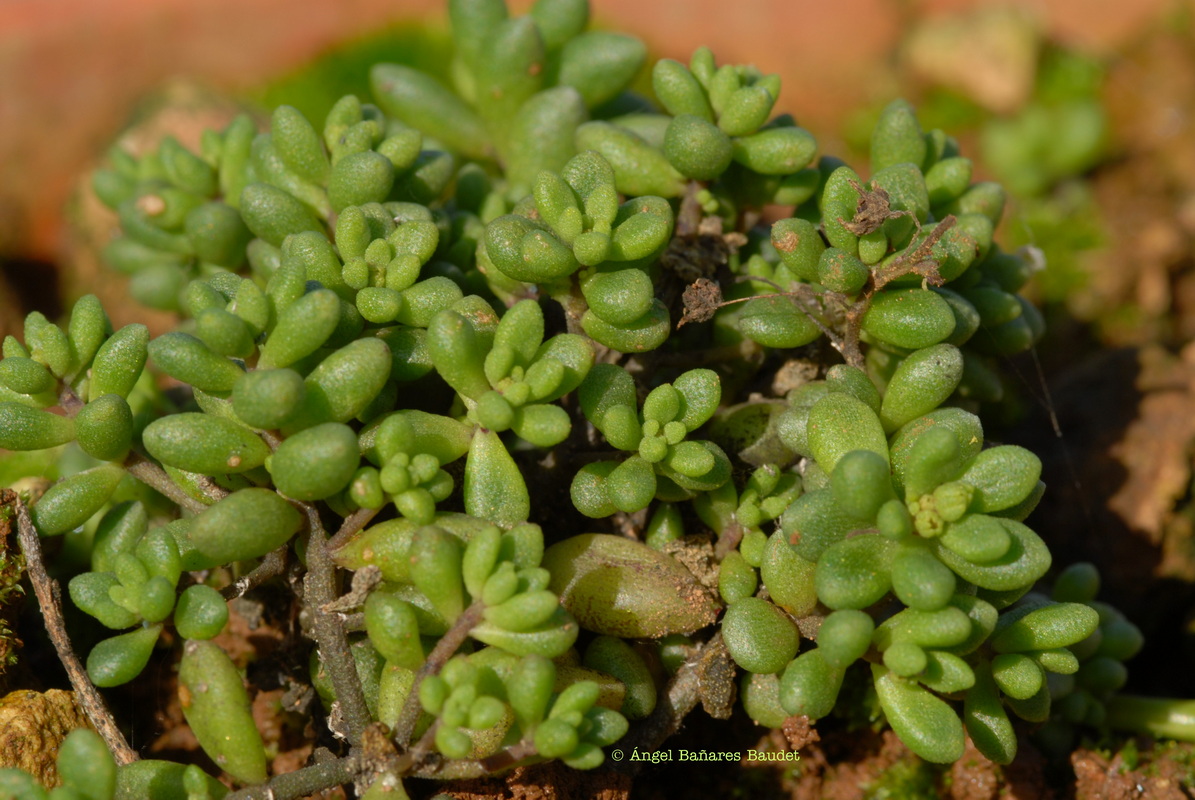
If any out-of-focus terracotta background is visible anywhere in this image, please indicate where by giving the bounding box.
[0,0,1176,267]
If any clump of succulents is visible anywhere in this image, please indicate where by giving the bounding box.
[0,0,1183,797]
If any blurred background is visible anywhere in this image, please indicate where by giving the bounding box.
[6,0,1195,777]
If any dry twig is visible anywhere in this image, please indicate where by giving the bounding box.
[4,489,137,765]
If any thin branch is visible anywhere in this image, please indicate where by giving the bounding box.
[5,489,138,765]
[223,753,361,800]
[870,215,955,291]
[409,739,539,780]
[675,181,704,237]
[713,521,745,560]
[407,717,442,763]
[58,385,85,415]
[836,215,956,368]
[478,740,537,773]
[122,452,209,515]
[300,503,372,746]
[392,601,485,746]
[326,506,380,553]
[220,544,289,600]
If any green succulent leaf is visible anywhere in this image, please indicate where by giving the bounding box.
[178,639,268,785]
[872,664,965,764]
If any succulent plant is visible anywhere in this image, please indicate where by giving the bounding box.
[0,0,1185,797]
